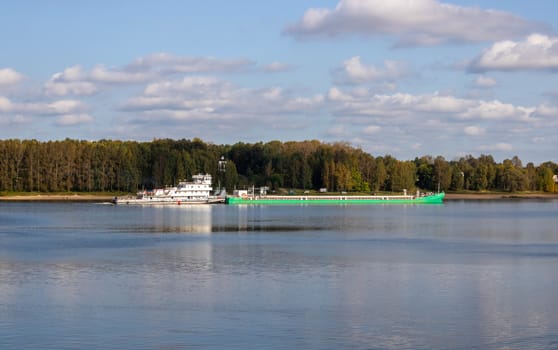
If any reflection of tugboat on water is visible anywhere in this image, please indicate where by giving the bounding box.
[113,174,226,205]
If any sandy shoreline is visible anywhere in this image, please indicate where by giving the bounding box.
[1,193,557,202]
[0,194,115,202]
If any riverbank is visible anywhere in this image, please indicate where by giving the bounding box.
[445,193,558,200]
[1,192,557,202]
[0,194,114,202]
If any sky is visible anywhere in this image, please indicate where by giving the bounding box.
[1,0,557,163]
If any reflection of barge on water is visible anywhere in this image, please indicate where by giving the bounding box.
[113,174,226,205]
[226,188,444,205]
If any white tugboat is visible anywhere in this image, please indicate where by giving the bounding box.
[113,174,226,205]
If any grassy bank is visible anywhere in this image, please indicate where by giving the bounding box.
[0,192,118,202]
[1,190,557,202]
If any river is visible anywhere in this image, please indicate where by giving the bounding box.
[1,200,557,349]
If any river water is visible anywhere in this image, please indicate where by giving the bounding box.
[1,200,558,349]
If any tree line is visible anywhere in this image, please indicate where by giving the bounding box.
[0,138,556,193]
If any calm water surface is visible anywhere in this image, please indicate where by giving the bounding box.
[1,200,558,349]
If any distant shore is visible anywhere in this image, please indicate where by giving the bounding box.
[1,192,557,202]
[444,193,558,200]
[0,194,115,202]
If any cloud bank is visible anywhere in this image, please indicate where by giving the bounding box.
[122,76,325,123]
[44,54,288,96]
[326,87,539,123]
[469,34,558,72]
[286,0,543,46]
[2,48,557,161]
[474,76,497,88]
[0,68,24,87]
[334,56,408,84]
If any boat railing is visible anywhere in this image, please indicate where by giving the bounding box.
[242,194,416,201]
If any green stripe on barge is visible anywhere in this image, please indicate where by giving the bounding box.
[225,192,444,205]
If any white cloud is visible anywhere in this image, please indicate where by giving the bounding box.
[122,76,324,124]
[11,115,33,125]
[45,81,98,96]
[286,0,542,46]
[0,114,32,126]
[0,96,86,116]
[263,87,283,100]
[474,76,497,88]
[464,126,485,136]
[532,137,546,144]
[324,87,548,157]
[0,96,13,112]
[89,65,150,84]
[44,64,150,96]
[458,100,534,122]
[46,100,86,115]
[326,87,536,123]
[319,87,558,160]
[0,68,24,86]
[335,56,408,84]
[326,125,348,138]
[534,104,558,117]
[45,65,99,96]
[363,125,381,134]
[476,143,513,152]
[143,76,220,96]
[55,114,94,126]
[54,65,87,81]
[43,54,274,96]
[327,89,476,118]
[128,53,254,74]
[263,62,293,73]
[469,34,558,72]
[124,77,232,112]
[327,87,352,102]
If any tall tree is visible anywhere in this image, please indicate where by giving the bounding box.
[433,156,451,191]
[390,161,416,192]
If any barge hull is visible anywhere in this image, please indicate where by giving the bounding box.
[226,193,444,205]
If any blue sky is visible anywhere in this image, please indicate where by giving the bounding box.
[1,0,557,163]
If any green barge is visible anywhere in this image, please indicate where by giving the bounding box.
[225,192,445,205]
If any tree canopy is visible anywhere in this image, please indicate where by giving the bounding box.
[0,138,556,193]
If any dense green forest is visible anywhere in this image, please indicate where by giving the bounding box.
[0,138,556,194]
